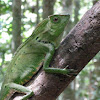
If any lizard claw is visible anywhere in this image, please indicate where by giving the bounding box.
[67,69,78,76]
[64,65,78,76]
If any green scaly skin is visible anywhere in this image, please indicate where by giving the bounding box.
[0,15,75,100]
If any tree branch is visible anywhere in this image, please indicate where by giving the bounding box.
[13,1,100,100]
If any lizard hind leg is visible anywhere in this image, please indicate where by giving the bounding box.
[5,83,34,100]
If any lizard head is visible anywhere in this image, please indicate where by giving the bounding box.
[36,15,70,49]
[48,15,70,48]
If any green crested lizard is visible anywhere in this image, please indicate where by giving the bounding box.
[0,15,76,100]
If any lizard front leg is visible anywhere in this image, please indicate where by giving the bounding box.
[43,43,77,75]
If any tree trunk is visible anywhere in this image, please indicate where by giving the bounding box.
[61,0,73,14]
[12,1,100,100]
[93,0,99,5]
[58,0,76,100]
[61,0,73,37]
[12,0,22,54]
[42,0,56,19]
[74,0,80,24]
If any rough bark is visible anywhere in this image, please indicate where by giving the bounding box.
[12,0,22,54]
[13,1,100,100]
[59,0,76,100]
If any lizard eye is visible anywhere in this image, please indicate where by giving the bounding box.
[50,15,61,24]
[53,17,59,22]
